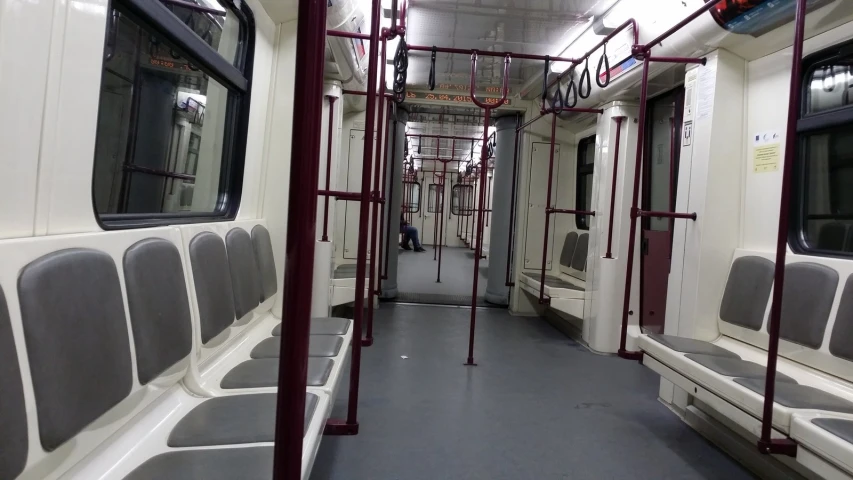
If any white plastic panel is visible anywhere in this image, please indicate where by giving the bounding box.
[523,142,560,270]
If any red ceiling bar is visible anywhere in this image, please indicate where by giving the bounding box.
[644,1,719,51]
[271,0,325,474]
[505,118,521,287]
[548,208,595,216]
[407,44,577,63]
[364,33,391,347]
[321,96,337,242]
[407,133,480,141]
[328,30,371,40]
[604,116,625,259]
[465,52,510,366]
[318,189,360,200]
[343,89,367,96]
[537,112,560,306]
[758,0,808,458]
[324,0,382,436]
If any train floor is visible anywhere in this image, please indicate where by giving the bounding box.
[396,246,489,306]
[310,304,755,480]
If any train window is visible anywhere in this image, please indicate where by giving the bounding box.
[794,40,853,256]
[427,184,444,213]
[403,181,421,214]
[451,184,473,216]
[92,0,254,227]
[576,135,596,230]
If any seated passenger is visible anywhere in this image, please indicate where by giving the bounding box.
[400,209,426,252]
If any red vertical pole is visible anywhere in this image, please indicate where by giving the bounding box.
[604,116,624,259]
[321,96,337,241]
[618,58,650,360]
[377,100,392,281]
[272,0,326,474]
[437,160,448,282]
[668,117,677,258]
[325,0,381,434]
[381,117,397,280]
[537,113,559,304]
[364,35,389,347]
[505,122,520,286]
[758,0,807,457]
[485,172,492,227]
[466,108,491,366]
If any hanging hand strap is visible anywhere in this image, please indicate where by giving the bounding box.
[578,57,592,99]
[596,43,611,89]
[393,38,409,104]
[428,46,437,91]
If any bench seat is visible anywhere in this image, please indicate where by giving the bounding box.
[272,317,351,336]
[791,415,853,478]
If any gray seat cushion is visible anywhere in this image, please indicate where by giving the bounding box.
[18,249,133,451]
[221,358,333,389]
[735,378,853,413]
[571,233,589,271]
[779,262,838,349]
[251,225,278,302]
[168,393,318,447]
[686,354,797,383]
[251,336,343,358]
[189,232,237,344]
[812,418,853,444]
[830,274,853,362]
[647,333,740,358]
[559,232,579,269]
[719,256,775,331]
[123,239,193,385]
[226,228,262,319]
[0,286,27,480]
[123,447,273,480]
[273,317,350,336]
[522,272,582,290]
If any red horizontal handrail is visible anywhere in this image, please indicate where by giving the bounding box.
[328,30,371,40]
[547,208,595,216]
[635,210,696,220]
[407,44,577,63]
[318,189,361,201]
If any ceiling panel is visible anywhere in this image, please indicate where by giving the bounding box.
[403,0,610,89]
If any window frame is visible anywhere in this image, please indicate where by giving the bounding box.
[427,183,444,214]
[789,38,853,258]
[93,0,256,229]
[402,180,421,214]
[575,135,596,230]
[451,184,474,216]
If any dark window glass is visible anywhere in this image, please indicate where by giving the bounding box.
[93,0,252,226]
[451,184,473,216]
[403,181,421,214]
[427,184,443,213]
[794,39,853,257]
[576,135,596,230]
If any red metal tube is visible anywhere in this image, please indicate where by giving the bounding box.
[758,0,807,458]
[382,118,398,280]
[668,117,677,258]
[321,96,337,241]
[636,210,696,220]
[617,58,650,361]
[505,121,520,287]
[406,133,480,141]
[325,0,382,435]
[646,55,707,65]
[437,155,449,282]
[343,89,368,96]
[485,174,492,227]
[408,44,577,63]
[377,100,392,282]
[470,52,511,109]
[466,107,492,366]
[318,189,361,200]
[537,112,559,305]
[272,0,326,474]
[540,107,605,115]
[364,36,390,346]
[328,30,371,40]
[644,1,718,51]
[605,116,625,259]
[548,208,595,216]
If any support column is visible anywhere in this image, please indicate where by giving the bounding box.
[484,115,518,305]
[380,107,408,298]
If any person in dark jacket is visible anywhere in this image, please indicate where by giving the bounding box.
[400,209,426,252]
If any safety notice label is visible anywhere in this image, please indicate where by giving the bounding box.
[752,131,781,173]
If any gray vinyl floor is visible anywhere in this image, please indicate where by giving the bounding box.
[396,247,488,303]
[311,304,755,480]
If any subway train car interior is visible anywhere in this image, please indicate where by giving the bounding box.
[6,0,853,478]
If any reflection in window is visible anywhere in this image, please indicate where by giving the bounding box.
[576,135,596,230]
[806,65,853,116]
[428,184,444,213]
[93,0,250,221]
[402,181,421,213]
[800,127,853,253]
[451,184,473,216]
